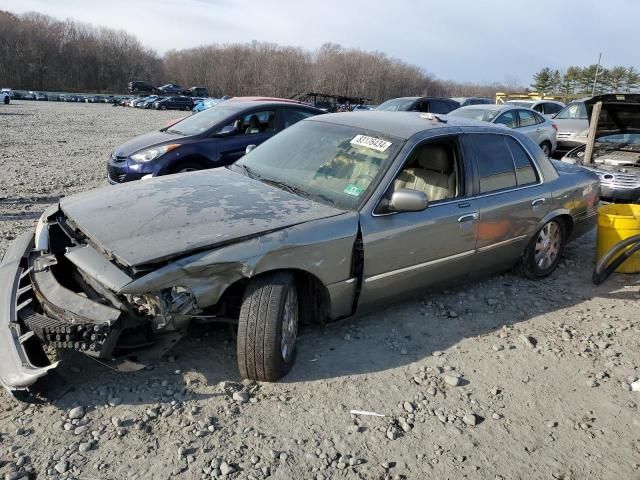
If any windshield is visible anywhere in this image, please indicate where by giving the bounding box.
[447,108,500,122]
[165,105,240,135]
[596,132,640,145]
[555,102,587,119]
[376,98,416,111]
[234,121,403,210]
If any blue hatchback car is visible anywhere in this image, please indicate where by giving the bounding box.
[107,100,323,183]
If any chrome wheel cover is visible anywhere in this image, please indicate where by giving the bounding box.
[534,221,561,270]
[281,287,298,362]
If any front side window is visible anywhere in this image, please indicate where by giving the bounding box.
[555,102,587,119]
[376,98,418,111]
[238,110,276,134]
[470,134,517,193]
[518,110,538,127]
[448,107,500,122]
[235,121,403,210]
[494,111,516,128]
[544,103,563,115]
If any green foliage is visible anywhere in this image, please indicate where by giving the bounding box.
[531,64,640,95]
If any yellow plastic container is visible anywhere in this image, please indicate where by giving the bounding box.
[596,204,640,273]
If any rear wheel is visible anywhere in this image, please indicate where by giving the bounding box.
[160,105,167,110]
[520,218,565,279]
[539,141,552,157]
[237,272,299,382]
[185,105,191,111]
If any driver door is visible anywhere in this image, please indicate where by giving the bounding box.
[217,110,277,165]
[358,135,479,307]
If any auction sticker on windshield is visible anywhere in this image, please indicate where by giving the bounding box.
[350,134,392,152]
[344,184,364,196]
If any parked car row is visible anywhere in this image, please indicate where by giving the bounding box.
[128,80,209,97]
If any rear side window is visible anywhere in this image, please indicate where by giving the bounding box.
[430,100,455,113]
[533,104,544,113]
[282,109,316,129]
[544,103,562,115]
[533,112,546,124]
[504,136,539,186]
[518,110,538,127]
[471,134,517,193]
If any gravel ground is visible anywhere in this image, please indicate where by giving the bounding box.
[1,101,640,480]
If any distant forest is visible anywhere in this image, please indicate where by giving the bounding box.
[0,9,517,102]
[531,65,640,95]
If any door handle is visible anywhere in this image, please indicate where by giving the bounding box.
[531,198,546,207]
[458,202,471,208]
[458,212,479,223]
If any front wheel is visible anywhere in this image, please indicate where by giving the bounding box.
[520,218,565,279]
[237,272,299,382]
[160,105,167,110]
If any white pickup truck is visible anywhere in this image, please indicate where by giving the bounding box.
[1,88,11,105]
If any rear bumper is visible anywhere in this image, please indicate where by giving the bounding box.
[0,233,58,391]
[570,207,598,241]
[600,184,640,203]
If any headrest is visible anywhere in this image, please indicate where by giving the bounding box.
[417,145,452,173]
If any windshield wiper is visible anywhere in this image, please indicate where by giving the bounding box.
[235,163,260,179]
[260,178,337,206]
[166,129,185,136]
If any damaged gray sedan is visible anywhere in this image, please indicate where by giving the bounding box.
[0,112,600,393]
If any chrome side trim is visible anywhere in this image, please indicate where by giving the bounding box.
[365,249,476,283]
[477,234,528,253]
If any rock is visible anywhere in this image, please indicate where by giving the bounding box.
[463,413,477,426]
[519,334,536,349]
[403,402,415,413]
[586,380,598,388]
[546,421,558,428]
[486,298,499,306]
[5,471,29,480]
[232,391,249,403]
[219,461,235,475]
[492,413,502,420]
[74,425,90,435]
[444,375,461,387]
[178,446,188,457]
[54,460,68,474]
[79,441,93,453]
[68,406,85,420]
[432,351,443,357]
[492,345,504,352]
[386,427,400,440]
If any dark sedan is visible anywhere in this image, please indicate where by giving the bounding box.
[107,100,324,183]
[153,96,193,111]
[376,96,460,114]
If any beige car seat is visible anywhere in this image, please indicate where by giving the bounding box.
[394,145,455,201]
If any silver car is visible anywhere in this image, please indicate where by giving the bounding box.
[506,99,565,118]
[0,112,598,393]
[448,104,558,156]
[552,100,590,154]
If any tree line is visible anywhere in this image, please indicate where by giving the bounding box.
[0,9,517,103]
[531,65,640,95]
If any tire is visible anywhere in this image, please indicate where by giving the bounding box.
[3,96,9,105]
[160,105,167,110]
[170,161,204,174]
[539,141,552,157]
[520,218,565,279]
[237,272,299,382]
[185,105,191,111]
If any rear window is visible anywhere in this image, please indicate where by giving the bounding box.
[470,134,517,193]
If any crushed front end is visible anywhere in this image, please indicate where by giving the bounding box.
[0,208,199,393]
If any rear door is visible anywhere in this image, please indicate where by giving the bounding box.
[516,109,543,143]
[465,133,552,273]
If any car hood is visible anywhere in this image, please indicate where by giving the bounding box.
[552,118,588,133]
[59,168,346,267]
[586,93,640,140]
[113,130,184,157]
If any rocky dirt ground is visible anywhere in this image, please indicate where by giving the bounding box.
[1,101,640,480]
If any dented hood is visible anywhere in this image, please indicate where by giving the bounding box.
[59,168,346,267]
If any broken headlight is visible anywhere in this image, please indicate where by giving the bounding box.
[126,286,199,331]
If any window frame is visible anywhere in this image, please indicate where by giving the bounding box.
[465,132,544,198]
[494,110,517,128]
[516,109,539,128]
[371,134,469,216]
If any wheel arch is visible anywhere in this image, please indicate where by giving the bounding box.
[218,268,331,326]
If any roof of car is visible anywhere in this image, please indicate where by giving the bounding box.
[308,111,498,139]
[219,99,322,111]
[226,96,307,104]
[457,104,515,111]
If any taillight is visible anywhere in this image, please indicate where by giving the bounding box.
[552,122,558,131]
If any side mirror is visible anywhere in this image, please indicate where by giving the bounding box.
[245,144,257,155]
[217,125,238,137]
[390,188,428,212]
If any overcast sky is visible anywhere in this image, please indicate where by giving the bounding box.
[1,0,636,84]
